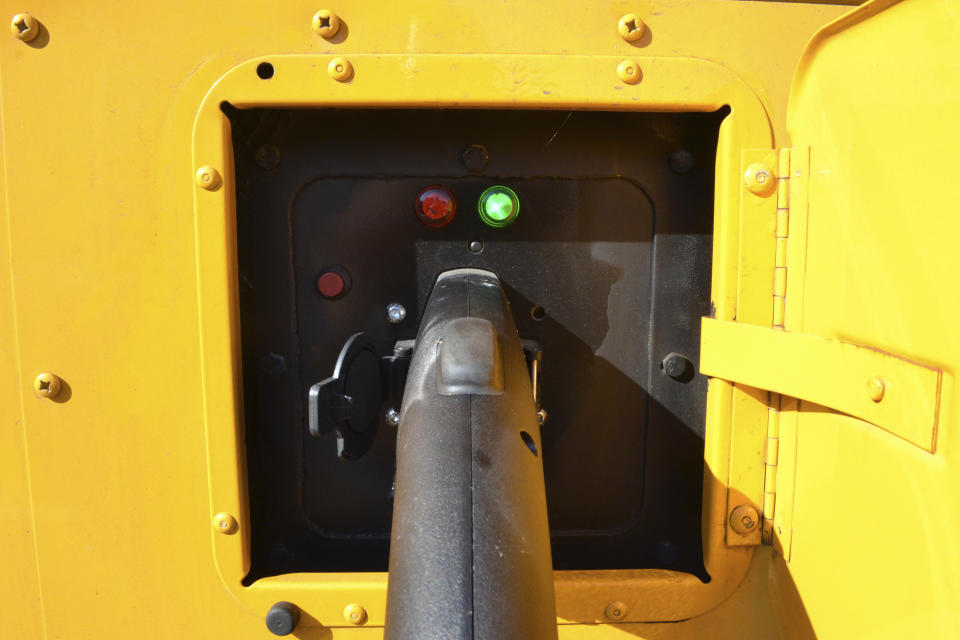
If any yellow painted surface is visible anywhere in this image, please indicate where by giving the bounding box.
[21,0,960,638]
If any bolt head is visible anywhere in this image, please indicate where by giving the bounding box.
[386,303,407,324]
[255,144,281,170]
[616,59,642,84]
[195,166,222,191]
[729,504,760,535]
[462,144,489,172]
[312,9,341,38]
[617,14,645,42]
[33,372,61,399]
[867,376,885,403]
[536,409,548,426]
[661,352,693,382]
[11,13,38,41]
[605,601,628,621]
[669,150,695,174]
[386,408,401,426]
[744,162,777,197]
[343,603,367,625]
[266,602,300,636]
[328,57,353,82]
[213,512,238,535]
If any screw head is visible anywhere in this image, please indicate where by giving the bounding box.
[386,408,401,426]
[343,603,367,625]
[605,601,628,621]
[729,504,760,535]
[328,57,353,82]
[468,240,484,254]
[616,59,642,84]
[213,512,238,535]
[867,376,885,403]
[255,144,280,170]
[195,166,222,191]
[744,162,777,197]
[11,13,38,41]
[617,14,645,42]
[462,144,489,173]
[312,9,341,38]
[386,303,407,324]
[33,372,61,399]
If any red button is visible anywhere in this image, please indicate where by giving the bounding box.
[415,186,457,228]
[317,271,345,298]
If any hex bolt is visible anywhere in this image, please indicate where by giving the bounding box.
[536,409,548,427]
[11,13,38,42]
[468,240,484,254]
[744,162,776,197]
[661,352,693,382]
[617,14,645,42]
[462,144,489,173]
[729,504,760,535]
[605,601,628,621]
[195,166,222,191]
[312,9,341,38]
[386,408,401,426]
[213,512,238,535]
[669,150,695,175]
[33,372,61,399]
[867,376,885,403]
[343,603,368,625]
[386,303,407,324]
[616,59,642,84]
[255,144,281,170]
[328,57,353,82]
[266,601,301,636]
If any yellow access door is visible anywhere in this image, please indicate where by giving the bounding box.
[704,0,960,637]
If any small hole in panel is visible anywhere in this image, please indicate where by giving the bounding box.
[257,62,275,80]
[530,306,546,321]
[520,431,538,457]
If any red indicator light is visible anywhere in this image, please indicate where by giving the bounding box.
[415,186,457,228]
[317,266,351,299]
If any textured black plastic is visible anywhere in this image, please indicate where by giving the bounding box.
[385,269,556,640]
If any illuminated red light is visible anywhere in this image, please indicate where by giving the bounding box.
[415,185,457,228]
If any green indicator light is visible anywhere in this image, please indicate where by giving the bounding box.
[478,186,520,228]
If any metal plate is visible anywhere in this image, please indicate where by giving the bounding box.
[231,108,722,581]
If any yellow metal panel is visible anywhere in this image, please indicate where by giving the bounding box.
[779,0,960,635]
[701,318,942,452]
[0,0,849,637]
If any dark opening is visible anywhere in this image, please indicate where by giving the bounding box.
[256,62,275,80]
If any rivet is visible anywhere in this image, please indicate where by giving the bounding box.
[343,603,367,625]
[867,376,885,403]
[195,166,222,191]
[386,303,407,324]
[11,13,38,42]
[33,372,61,399]
[617,14,645,42]
[385,408,401,426]
[328,57,353,82]
[604,601,628,621]
[213,512,238,534]
[729,504,760,535]
[616,59,642,84]
[744,162,776,197]
[312,9,341,38]
[468,239,484,254]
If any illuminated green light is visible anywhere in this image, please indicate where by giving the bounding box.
[478,186,520,228]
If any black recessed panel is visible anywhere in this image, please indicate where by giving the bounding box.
[228,107,725,583]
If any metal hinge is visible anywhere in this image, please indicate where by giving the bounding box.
[762,149,790,543]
